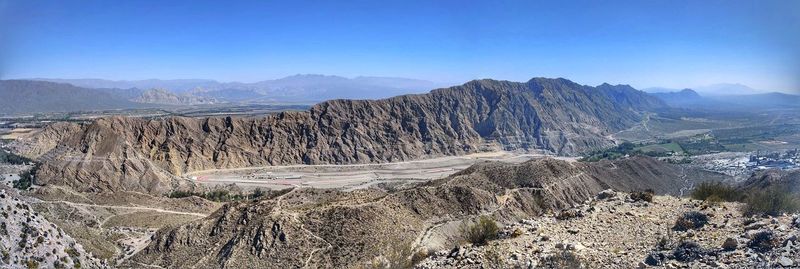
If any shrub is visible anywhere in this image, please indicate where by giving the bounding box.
[748,230,779,252]
[630,189,655,203]
[691,182,741,202]
[741,187,800,217]
[250,188,266,200]
[168,190,201,199]
[461,216,500,246]
[672,241,705,262]
[673,211,709,231]
[539,250,585,269]
[556,209,583,220]
[13,164,38,190]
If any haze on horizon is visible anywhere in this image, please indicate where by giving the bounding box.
[1,0,799,93]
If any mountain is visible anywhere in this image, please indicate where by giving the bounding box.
[33,75,444,102]
[34,78,220,93]
[649,89,707,107]
[12,77,665,194]
[694,83,765,96]
[710,92,800,109]
[648,88,800,110]
[645,83,769,97]
[134,88,218,105]
[0,80,143,115]
[128,157,721,268]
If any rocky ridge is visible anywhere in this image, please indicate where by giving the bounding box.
[13,77,665,194]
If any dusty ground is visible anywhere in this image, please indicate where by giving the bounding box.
[189,151,571,190]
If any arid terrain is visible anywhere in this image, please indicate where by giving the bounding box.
[0,77,797,269]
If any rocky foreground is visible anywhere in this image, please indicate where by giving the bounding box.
[0,186,107,269]
[417,190,800,269]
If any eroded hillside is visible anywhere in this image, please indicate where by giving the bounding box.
[12,78,664,194]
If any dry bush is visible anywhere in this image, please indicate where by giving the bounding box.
[741,187,800,217]
[539,250,586,269]
[691,182,741,202]
[673,211,709,231]
[461,216,500,246]
[748,230,779,252]
[630,189,655,202]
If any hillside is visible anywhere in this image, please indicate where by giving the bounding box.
[126,157,719,268]
[13,77,665,194]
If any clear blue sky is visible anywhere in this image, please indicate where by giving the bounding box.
[1,0,798,92]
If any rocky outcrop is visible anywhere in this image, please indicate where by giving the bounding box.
[0,187,107,268]
[128,157,712,268]
[14,77,665,194]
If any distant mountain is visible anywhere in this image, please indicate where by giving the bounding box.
[711,92,800,109]
[0,80,143,115]
[648,87,800,110]
[644,83,766,96]
[694,83,765,96]
[34,75,444,102]
[649,89,709,107]
[34,78,220,93]
[133,88,218,105]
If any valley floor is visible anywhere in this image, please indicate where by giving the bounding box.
[187,151,567,190]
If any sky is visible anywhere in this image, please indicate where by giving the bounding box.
[1,0,799,92]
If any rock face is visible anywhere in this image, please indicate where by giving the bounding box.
[14,77,665,194]
[128,157,708,268]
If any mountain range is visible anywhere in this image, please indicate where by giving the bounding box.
[643,83,769,96]
[11,77,665,194]
[648,88,800,110]
[33,75,444,103]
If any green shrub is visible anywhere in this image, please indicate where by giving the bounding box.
[13,164,38,190]
[690,182,741,202]
[741,187,800,217]
[461,216,500,246]
[249,188,266,200]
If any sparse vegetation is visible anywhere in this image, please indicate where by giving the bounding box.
[630,189,655,203]
[461,216,500,246]
[13,164,39,190]
[691,182,799,216]
[673,211,709,231]
[672,241,705,262]
[0,148,33,165]
[168,188,268,202]
[690,182,742,202]
[748,230,779,252]
[539,250,586,269]
[741,187,800,217]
